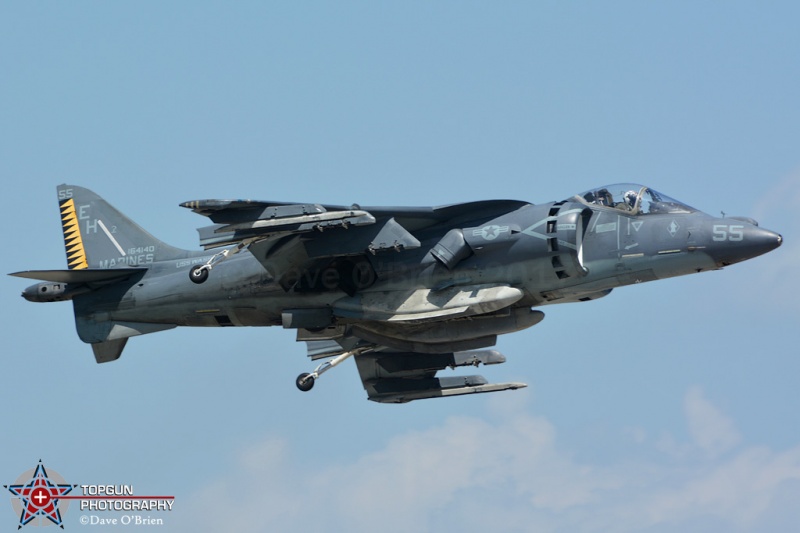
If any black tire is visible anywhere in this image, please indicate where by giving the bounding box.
[296,373,315,392]
[189,265,209,284]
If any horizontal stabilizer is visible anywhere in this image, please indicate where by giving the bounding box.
[9,268,147,284]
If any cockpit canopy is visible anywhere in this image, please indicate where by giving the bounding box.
[572,183,695,215]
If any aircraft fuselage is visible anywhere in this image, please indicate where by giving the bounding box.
[59,198,780,337]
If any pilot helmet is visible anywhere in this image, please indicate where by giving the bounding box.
[624,190,637,208]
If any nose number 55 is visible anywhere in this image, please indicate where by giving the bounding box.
[713,224,744,242]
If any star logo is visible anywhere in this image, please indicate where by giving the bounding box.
[5,461,76,529]
[473,225,510,241]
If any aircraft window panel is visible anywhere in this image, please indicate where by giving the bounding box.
[573,183,695,215]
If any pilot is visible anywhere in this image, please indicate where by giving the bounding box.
[595,189,612,206]
[624,190,638,210]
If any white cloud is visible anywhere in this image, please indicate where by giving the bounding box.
[180,389,800,533]
[636,446,800,529]
[684,386,741,457]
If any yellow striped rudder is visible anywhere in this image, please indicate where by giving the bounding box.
[60,198,88,269]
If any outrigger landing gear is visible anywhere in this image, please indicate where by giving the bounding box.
[188,241,251,284]
[189,265,209,284]
[296,373,315,392]
[295,347,372,392]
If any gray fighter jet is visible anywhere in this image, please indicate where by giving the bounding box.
[11,184,782,403]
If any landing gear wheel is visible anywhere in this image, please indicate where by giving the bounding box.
[296,373,315,392]
[189,265,209,284]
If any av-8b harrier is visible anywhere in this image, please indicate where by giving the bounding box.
[11,184,782,403]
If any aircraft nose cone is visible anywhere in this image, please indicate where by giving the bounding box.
[710,224,783,267]
[755,227,783,254]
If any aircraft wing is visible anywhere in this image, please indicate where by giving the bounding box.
[181,198,426,289]
[181,198,530,238]
[355,349,526,403]
[180,197,529,290]
[180,200,376,249]
[301,327,528,403]
[180,197,530,249]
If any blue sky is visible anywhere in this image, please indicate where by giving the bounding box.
[1,2,798,532]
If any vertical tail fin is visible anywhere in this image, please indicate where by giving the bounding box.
[60,192,90,269]
[57,184,197,269]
